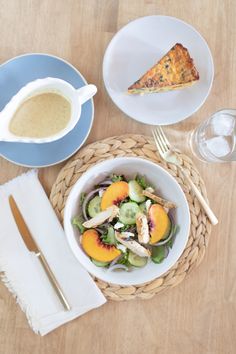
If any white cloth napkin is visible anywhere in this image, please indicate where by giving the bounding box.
[0,170,106,335]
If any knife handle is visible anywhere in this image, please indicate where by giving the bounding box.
[38,253,71,311]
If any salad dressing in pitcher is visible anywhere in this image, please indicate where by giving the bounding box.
[9,92,71,138]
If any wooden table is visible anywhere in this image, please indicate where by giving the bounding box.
[0,1,235,353]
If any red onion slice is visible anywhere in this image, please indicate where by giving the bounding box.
[152,230,174,246]
[98,180,112,186]
[164,246,169,258]
[152,216,176,246]
[107,264,129,272]
[95,227,104,234]
[109,254,123,267]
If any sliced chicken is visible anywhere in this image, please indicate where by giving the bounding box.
[145,199,152,213]
[108,205,120,222]
[82,205,119,228]
[136,212,150,244]
[145,187,155,194]
[115,232,151,258]
[143,190,176,209]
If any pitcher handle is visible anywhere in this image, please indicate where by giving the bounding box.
[76,84,97,105]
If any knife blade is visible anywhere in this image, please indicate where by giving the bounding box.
[9,195,71,311]
[9,195,39,253]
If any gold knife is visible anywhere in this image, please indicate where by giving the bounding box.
[9,195,71,311]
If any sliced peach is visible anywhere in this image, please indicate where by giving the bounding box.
[81,229,121,262]
[149,204,171,244]
[101,181,129,210]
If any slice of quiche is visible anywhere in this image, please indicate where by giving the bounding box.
[128,43,199,94]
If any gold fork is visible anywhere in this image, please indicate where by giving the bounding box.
[152,127,218,225]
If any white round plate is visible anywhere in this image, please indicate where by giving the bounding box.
[64,157,190,286]
[103,16,214,125]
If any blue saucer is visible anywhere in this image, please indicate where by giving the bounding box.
[0,54,94,167]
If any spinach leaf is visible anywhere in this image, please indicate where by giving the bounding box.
[120,224,131,232]
[111,174,124,182]
[72,217,85,233]
[135,175,148,189]
[117,250,130,267]
[151,246,166,264]
[80,192,86,204]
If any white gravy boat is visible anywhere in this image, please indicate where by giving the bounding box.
[0,77,97,143]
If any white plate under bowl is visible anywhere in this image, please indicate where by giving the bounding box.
[103,16,214,125]
[64,157,190,286]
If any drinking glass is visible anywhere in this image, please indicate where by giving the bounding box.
[189,109,236,162]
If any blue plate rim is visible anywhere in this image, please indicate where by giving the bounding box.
[0,52,94,168]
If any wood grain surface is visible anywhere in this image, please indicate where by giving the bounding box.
[0,1,236,353]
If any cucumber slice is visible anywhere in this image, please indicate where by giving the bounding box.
[128,180,146,203]
[119,202,140,225]
[128,251,148,267]
[91,259,110,267]
[88,196,101,218]
[102,227,116,245]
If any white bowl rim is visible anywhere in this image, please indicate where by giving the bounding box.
[63,156,191,286]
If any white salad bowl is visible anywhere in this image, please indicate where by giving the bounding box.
[64,157,190,286]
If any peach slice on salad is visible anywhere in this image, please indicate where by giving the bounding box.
[101,181,129,210]
[149,204,171,244]
[81,229,121,262]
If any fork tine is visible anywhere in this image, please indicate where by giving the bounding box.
[153,128,166,153]
[158,126,171,148]
[152,129,165,156]
[155,126,169,153]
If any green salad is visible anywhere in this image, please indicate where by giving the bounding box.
[72,174,179,271]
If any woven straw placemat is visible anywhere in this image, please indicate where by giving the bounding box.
[50,134,211,301]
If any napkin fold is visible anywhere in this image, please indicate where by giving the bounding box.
[0,170,106,335]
